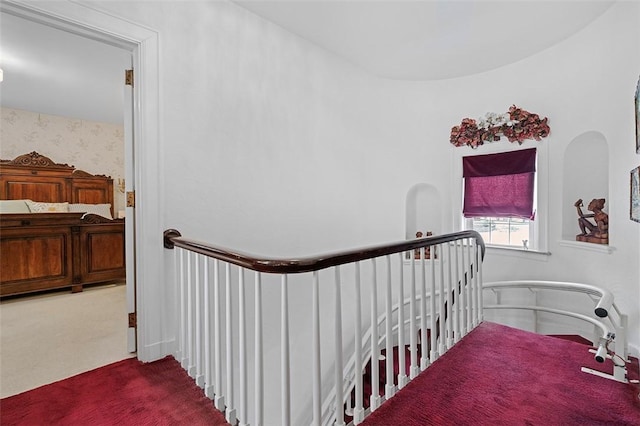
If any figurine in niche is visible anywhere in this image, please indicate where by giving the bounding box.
[574,198,609,244]
[414,231,437,259]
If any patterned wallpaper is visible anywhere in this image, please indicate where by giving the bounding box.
[0,107,125,212]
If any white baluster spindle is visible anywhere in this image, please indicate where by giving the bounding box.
[429,246,437,363]
[384,255,395,399]
[370,259,380,411]
[195,254,203,386]
[420,249,428,370]
[178,248,188,367]
[280,274,291,426]
[409,253,418,378]
[438,243,446,355]
[225,263,236,425]
[187,251,195,376]
[254,272,263,426]
[353,262,364,424]
[203,257,212,395]
[446,243,454,349]
[213,259,224,410]
[312,271,321,426]
[397,252,407,389]
[238,268,248,426]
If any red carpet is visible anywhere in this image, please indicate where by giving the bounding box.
[1,356,230,426]
[361,322,640,425]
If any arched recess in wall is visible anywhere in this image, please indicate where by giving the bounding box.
[405,183,442,240]
[561,131,609,241]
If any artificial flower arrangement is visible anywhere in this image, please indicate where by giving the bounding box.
[450,105,550,148]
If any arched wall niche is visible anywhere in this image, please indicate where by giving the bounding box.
[405,183,442,240]
[561,131,609,241]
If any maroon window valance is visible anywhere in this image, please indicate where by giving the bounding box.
[463,148,536,219]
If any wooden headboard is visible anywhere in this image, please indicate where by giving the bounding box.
[0,151,115,215]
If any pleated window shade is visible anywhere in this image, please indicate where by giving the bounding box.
[462,148,536,219]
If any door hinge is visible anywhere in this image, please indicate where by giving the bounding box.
[128,312,137,328]
[126,191,135,208]
[125,69,134,87]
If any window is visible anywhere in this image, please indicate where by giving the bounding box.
[469,216,534,249]
[461,148,540,250]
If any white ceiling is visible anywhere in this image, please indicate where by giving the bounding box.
[0,10,131,124]
[0,1,615,124]
[234,0,615,80]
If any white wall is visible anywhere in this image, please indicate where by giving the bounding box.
[85,0,401,257]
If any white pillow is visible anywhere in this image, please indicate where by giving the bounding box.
[68,203,113,220]
[27,201,69,213]
[0,199,32,213]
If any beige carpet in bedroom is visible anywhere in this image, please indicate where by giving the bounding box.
[0,282,134,398]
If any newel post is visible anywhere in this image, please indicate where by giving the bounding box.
[164,229,182,249]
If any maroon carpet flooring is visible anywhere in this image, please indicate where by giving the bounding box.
[361,322,640,425]
[1,356,230,426]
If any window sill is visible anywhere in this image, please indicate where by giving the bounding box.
[402,257,444,265]
[558,240,615,254]
[485,244,551,260]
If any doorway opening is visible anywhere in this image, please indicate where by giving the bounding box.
[2,0,164,365]
[0,4,144,397]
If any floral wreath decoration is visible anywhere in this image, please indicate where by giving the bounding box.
[450,105,550,148]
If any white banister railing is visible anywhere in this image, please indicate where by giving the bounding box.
[321,238,485,425]
[164,230,485,426]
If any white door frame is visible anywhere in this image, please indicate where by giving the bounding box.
[2,0,167,362]
[123,61,136,353]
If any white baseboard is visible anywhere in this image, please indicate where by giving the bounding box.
[137,338,177,363]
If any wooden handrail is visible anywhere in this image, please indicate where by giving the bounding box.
[163,229,485,274]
